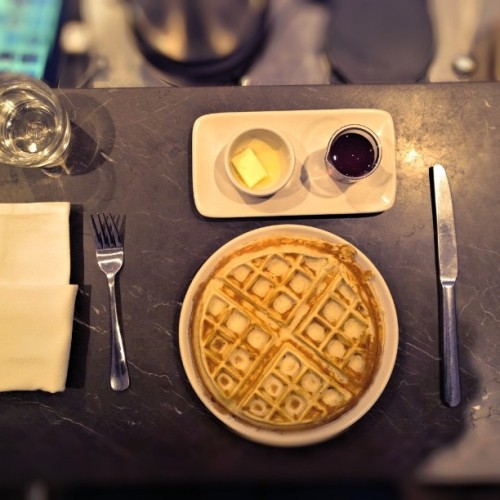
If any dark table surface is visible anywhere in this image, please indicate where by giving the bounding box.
[0,82,499,496]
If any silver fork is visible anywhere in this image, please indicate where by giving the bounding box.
[91,213,130,391]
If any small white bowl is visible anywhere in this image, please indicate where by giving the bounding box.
[224,127,295,197]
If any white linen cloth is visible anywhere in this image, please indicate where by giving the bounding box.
[0,202,77,392]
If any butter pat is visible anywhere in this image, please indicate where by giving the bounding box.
[231,147,269,188]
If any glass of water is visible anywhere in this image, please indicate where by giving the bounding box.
[0,74,71,171]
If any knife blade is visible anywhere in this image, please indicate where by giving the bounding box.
[432,164,460,407]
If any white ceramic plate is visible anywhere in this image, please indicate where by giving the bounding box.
[179,224,399,447]
[192,109,396,218]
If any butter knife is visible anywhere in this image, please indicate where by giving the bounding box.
[432,164,460,407]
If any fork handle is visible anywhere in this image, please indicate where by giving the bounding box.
[107,276,130,391]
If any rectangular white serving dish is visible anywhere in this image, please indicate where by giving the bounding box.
[192,109,396,218]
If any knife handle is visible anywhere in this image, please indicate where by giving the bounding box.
[441,282,461,407]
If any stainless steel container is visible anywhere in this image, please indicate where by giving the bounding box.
[126,0,269,80]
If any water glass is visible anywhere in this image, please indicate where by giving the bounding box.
[0,74,71,170]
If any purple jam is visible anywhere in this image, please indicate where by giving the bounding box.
[327,131,377,178]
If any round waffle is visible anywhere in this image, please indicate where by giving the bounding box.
[179,225,398,446]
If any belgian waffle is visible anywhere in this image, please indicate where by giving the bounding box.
[189,235,384,431]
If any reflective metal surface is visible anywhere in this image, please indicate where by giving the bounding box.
[432,164,460,408]
[128,0,268,63]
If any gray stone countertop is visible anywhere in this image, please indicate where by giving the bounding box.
[0,83,498,493]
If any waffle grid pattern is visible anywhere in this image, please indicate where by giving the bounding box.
[194,242,381,428]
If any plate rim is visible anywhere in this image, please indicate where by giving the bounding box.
[179,224,399,446]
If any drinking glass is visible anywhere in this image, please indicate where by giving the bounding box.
[0,74,71,172]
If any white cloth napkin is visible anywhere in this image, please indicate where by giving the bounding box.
[0,202,77,392]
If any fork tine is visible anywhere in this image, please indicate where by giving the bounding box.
[98,213,113,248]
[107,214,122,247]
[90,213,103,249]
[91,213,122,249]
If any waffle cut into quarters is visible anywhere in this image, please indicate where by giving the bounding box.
[190,236,385,432]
